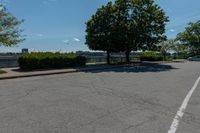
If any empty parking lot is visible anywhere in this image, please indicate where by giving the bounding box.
[0,62,200,133]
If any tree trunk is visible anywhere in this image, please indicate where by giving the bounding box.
[198,47,200,55]
[163,54,166,61]
[107,51,110,65]
[125,51,130,64]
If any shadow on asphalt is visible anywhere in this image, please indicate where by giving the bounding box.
[82,62,178,73]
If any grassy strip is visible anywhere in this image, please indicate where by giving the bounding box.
[0,70,6,74]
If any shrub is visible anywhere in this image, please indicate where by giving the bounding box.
[0,70,6,74]
[18,53,86,70]
[140,51,163,61]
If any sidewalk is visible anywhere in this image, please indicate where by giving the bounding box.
[0,60,185,80]
[0,64,124,80]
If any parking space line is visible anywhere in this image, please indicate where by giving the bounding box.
[167,75,200,133]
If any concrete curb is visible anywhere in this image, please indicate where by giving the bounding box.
[0,61,182,80]
[0,65,124,80]
[0,70,78,80]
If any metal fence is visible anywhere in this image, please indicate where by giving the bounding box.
[0,55,141,68]
[86,56,140,64]
[0,56,18,68]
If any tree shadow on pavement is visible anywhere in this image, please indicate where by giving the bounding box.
[81,62,178,73]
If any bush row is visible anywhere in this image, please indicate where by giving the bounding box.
[140,51,163,61]
[18,53,86,70]
[140,56,163,61]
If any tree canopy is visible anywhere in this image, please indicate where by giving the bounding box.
[85,0,169,64]
[0,5,24,47]
[176,20,200,55]
[114,0,169,62]
[85,2,117,64]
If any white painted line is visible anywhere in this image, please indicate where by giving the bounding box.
[167,75,200,133]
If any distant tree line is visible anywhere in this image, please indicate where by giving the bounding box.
[156,20,200,59]
[176,20,200,56]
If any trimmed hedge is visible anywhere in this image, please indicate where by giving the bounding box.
[18,53,86,70]
[140,51,163,61]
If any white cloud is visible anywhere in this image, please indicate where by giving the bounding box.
[36,34,44,37]
[73,38,80,42]
[63,40,69,44]
[170,29,175,32]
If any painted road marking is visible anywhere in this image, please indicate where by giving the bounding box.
[167,75,200,133]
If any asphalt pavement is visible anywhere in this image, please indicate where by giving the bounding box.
[0,61,200,133]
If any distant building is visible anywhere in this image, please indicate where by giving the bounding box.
[22,48,29,54]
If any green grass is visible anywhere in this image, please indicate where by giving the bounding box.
[0,70,6,74]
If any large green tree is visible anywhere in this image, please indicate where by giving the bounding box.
[114,0,169,63]
[86,0,168,64]
[176,20,200,55]
[85,2,117,64]
[0,5,24,47]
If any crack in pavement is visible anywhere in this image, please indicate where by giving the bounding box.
[120,116,157,133]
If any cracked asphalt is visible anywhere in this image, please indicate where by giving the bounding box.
[0,62,200,133]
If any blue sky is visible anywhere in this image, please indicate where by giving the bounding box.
[0,0,200,53]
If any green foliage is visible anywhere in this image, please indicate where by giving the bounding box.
[85,2,117,64]
[0,70,6,74]
[175,44,190,59]
[0,5,24,46]
[140,51,163,61]
[85,2,117,52]
[156,39,190,59]
[85,0,169,63]
[156,39,177,60]
[176,20,200,55]
[157,40,176,54]
[18,53,86,70]
[143,51,157,57]
[114,0,169,51]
